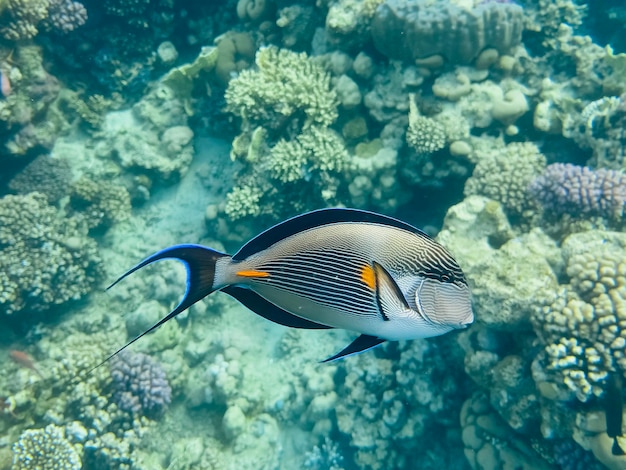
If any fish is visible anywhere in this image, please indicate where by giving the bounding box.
[100,208,474,366]
[605,372,625,455]
[0,68,10,98]
[9,349,44,379]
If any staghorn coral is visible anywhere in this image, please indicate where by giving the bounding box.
[225,46,338,134]
[109,350,172,419]
[371,0,524,65]
[532,230,626,402]
[12,424,81,470]
[465,141,547,219]
[0,193,102,317]
[529,163,626,224]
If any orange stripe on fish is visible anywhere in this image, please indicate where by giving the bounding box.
[360,264,376,290]
[236,269,270,278]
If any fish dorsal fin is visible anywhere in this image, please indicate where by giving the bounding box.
[373,261,411,321]
[221,286,332,330]
[321,334,386,363]
[233,208,430,260]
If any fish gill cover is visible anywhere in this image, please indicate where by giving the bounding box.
[0,0,625,469]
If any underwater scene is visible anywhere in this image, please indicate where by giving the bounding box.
[0,0,626,468]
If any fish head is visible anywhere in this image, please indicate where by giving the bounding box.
[415,277,474,329]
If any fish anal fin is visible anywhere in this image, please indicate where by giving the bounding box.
[321,335,385,363]
[222,286,332,330]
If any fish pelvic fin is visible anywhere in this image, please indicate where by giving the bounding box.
[613,438,625,456]
[321,334,385,363]
[88,244,229,374]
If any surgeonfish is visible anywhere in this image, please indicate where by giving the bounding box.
[102,208,474,364]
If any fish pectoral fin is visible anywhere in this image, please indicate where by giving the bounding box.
[321,335,386,363]
[373,261,411,321]
[222,286,332,330]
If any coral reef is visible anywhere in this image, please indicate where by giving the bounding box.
[0,0,86,40]
[109,350,172,419]
[12,424,81,470]
[529,163,626,225]
[7,154,72,204]
[371,0,524,65]
[0,193,102,317]
[68,176,131,232]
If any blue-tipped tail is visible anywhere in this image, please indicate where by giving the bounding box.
[88,244,228,373]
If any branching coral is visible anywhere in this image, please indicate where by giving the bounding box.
[406,95,446,156]
[68,177,131,232]
[225,45,338,134]
[0,0,86,40]
[12,424,81,470]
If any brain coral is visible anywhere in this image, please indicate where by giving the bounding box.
[532,230,626,402]
[371,0,524,65]
[109,350,172,418]
[12,424,81,470]
[0,193,102,316]
[225,45,338,133]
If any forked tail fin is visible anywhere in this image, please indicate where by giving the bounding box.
[87,244,228,374]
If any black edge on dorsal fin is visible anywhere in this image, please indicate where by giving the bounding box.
[233,208,431,261]
[321,334,386,363]
[373,261,411,321]
[85,244,228,375]
[221,285,332,330]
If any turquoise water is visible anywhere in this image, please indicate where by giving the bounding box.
[0,1,625,469]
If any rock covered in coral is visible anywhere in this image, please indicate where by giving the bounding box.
[0,192,102,317]
[0,0,87,40]
[68,176,131,232]
[109,350,172,418]
[371,0,524,65]
[529,163,626,224]
[12,424,81,470]
[406,95,446,156]
[8,154,72,204]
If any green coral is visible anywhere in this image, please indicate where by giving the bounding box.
[0,0,48,40]
[532,230,626,402]
[464,142,547,218]
[12,424,81,470]
[0,193,102,316]
[225,45,338,133]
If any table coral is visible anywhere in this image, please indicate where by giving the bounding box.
[0,193,102,317]
[371,0,524,65]
[12,424,81,470]
[532,230,626,402]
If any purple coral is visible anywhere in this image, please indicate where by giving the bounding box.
[45,0,87,34]
[109,350,171,418]
[529,163,626,221]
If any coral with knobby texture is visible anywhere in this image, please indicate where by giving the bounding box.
[224,184,263,221]
[12,424,81,470]
[406,95,446,156]
[531,230,626,402]
[529,163,626,224]
[0,0,86,40]
[0,193,102,316]
[465,141,547,219]
[225,46,338,133]
[109,350,172,418]
[325,0,384,51]
[371,0,524,65]
[68,177,131,232]
[553,439,606,470]
[8,155,72,204]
